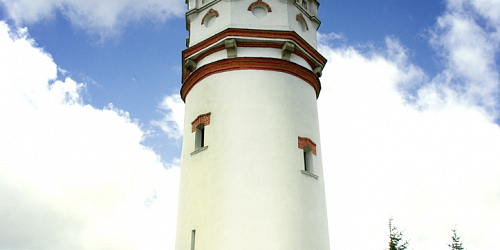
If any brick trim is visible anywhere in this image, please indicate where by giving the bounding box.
[181,57,321,101]
[183,28,327,66]
[298,136,316,155]
[237,41,282,49]
[238,41,315,68]
[292,49,316,69]
[247,0,272,12]
[201,9,219,25]
[182,41,317,81]
[191,112,211,132]
[296,13,309,30]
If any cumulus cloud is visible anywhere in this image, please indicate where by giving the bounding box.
[425,0,500,114]
[0,0,185,37]
[0,21,179,250]
[317,0,500,249]
[151,94,185,139]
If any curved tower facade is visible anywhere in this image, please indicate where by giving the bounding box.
[176,0,329,249]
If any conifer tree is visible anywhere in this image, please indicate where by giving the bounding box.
[387,217,409,250]
[448,227,465,250]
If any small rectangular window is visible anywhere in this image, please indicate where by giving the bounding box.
[195,123,205,149]
[191,229,196,250]
[303,146,313,173]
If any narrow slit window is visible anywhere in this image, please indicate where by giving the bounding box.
[303,146,313,173]
[302,0,308,10]
[195,123,205,149]
[191,229,196,250]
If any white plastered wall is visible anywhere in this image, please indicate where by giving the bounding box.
[188,0,318,48]
[175,70,330,250]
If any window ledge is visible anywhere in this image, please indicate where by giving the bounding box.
[301,170,318,179]
[191,146,208,155]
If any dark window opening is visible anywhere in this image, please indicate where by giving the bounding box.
[303,146,313,173]
[191,229,196,250]
[195,123,205,149]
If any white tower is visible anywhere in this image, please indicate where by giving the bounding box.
[176,0,329,249]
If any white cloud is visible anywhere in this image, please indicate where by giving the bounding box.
[318,0,500,249]
[426,0,500,114]
[151,94,185,139]
[0,21,179,250]
[0,0,185,37]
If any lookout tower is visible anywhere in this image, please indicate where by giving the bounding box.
[175,0,330,249]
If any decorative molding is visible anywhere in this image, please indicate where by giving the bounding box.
[185,59,197,71]
[190,41,315,71]
[225,39,238,58]
[191,112,211,132]
[293,49,316,69]
[313,66,323,77]
[201,9,219,25]
[247,0,272,12]
[293,1,321,29]
[298,136,317,155]
[237,42,282,49]
[281,42,295,61]
[181,58,321,101]
[186,0,222,16]
[296,13,309,30]
[182,28,327,69]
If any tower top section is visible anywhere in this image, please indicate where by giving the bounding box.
[185,0,321,48]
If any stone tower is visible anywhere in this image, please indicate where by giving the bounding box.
[175,0,329,249]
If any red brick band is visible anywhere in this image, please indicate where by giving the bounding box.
[298,136,317,155]
[181,57,321,101]
[296,13,309,30]
[183,41,316,82]
[292,49,316,69]
[237,41,282,49]
[194,45,225,63]
[201,9,219,25]
[248,0,272,12]
[183,28,327,66]
[237,41,316,69]
[191,112,211,132]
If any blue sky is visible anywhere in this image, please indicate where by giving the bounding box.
[0,0,449,162]
[0,0,499,249]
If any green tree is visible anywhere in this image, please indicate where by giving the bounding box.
[387,217,409,250]
[448,227,465,250]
